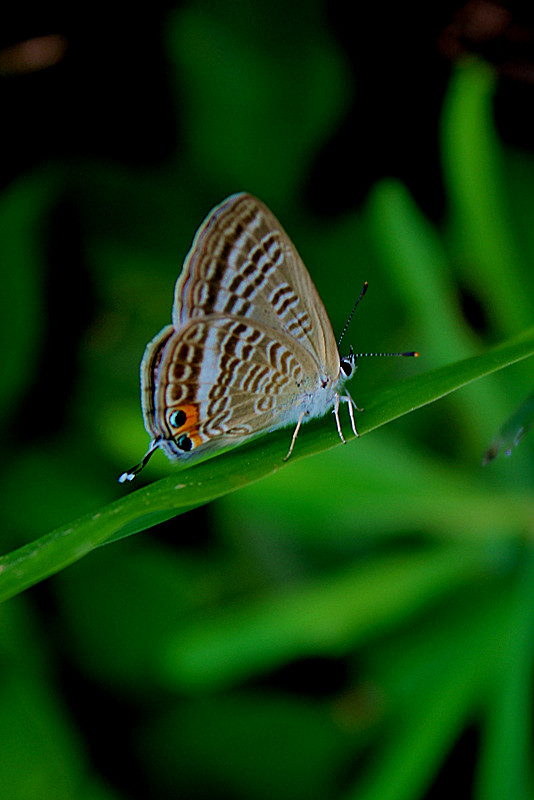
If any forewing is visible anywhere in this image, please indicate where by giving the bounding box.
[172,193,339,377]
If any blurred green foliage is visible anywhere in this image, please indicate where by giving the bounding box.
[2,4,534,800]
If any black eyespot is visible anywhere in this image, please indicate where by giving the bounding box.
[169,409,187,428]
[177,434,193,452]
[340,358,352,377]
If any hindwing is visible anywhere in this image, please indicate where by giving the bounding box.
[141,315,326,460]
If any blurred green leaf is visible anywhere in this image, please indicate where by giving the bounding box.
[367,178,505,451]
[138,692,351,800]
[0,599,97,800]
[220,434,534,548]
[474,552,534,800]
[347,578,516,800]
[158,544,493,692]
[441,59,533,335]
[168,3,350,199]
[0,172,54,420]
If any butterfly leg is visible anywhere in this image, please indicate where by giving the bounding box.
[340,389,361,438]
[283,411,306,461]
[344,387,363,413]
[346,395,359,438]
[333,393,347,444]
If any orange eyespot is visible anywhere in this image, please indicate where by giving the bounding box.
[167,404,202,449]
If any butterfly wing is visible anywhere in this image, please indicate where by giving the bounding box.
[141,315,337,460]
[172,193,339,378]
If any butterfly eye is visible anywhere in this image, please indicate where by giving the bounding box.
[176,434,193,452]
[340,358,353,377]
[169,409,187,428]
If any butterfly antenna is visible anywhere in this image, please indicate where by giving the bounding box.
[354,349,419,358]
[338,281,368,348]
[338,282,419,359]
[118,440,160,483]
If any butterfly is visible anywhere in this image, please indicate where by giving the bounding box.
[119,193,417,482]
